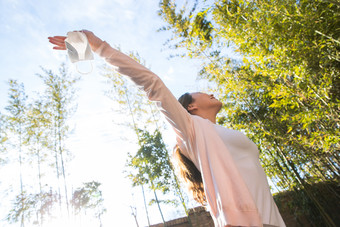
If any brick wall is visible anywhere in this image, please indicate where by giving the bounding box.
[150,204,311,227]
[150,206,214,227]
[150,181,339,227]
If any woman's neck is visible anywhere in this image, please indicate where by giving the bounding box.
[196,112,217,124]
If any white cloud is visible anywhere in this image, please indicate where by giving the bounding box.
[111,0,134,7]
[160,66,175,82]
[123,9,135,20]
[167,66,174,74]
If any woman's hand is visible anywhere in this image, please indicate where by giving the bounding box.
[81,30,103,52]
[48,30,103,52]
[48,36,67,50]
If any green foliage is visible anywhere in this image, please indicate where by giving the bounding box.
[5,80,28,157]
[103,50,191,219]
[126,129,175,194]
[126,129,177,224]
[6,190,58,225]
[103,51,172,223]
[273,180,340,225]
[71,181,106,222]
[102,51,163,134]
[4,79,28,226]
[37,63,79,165]
[0,113,8,164]
[25,99,52,184]
[37,63,79,141]
[5,80,27,127]
[1,64,82,226]
[6,192,34,224]
[37,63,80,214]
[158,0,339,225]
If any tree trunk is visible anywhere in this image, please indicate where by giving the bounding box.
[19,129,25,227]
[141,185,151,227]
[151,181,165,224]
[53,125,62,210]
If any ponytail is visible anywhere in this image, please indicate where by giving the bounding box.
[173,146,206,205]
[174,93,207,205]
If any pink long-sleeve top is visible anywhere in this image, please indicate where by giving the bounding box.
[95,41,286,227]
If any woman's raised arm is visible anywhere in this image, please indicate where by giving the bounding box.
[48,30,194,145]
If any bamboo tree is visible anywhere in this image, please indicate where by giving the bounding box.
[126,129,195,224]
[7,191,35,226]
[26,99,52,225]
[37,63,79,216]
[0,112,8,165]
[103,51,193,224]
[38,189,59,225]
[141,184,151,227]
[149,104,190,216]
[6,189,58,227]
[70,181,106,227]
[126,129,168,224]
[129,205,139,227]
[104,69,152,225]
[5,79,28,227]
[102,52,161,225]
[158,0,339,225]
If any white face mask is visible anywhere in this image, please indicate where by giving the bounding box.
[65,31,94,74]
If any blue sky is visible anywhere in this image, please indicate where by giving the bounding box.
[0,0,207,226]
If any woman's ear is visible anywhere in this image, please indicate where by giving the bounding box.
[187,103,198,112]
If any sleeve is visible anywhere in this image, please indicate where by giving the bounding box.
[95,41,194,144]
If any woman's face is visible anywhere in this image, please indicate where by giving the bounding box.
[190,92,222,113]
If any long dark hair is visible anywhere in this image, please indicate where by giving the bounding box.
[175,93,206,205]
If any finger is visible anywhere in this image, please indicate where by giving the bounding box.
[53,46,67,50]
[49,36,67,40]
[49,39,66,46]
[48,38,63,44]
[48,37,66,43]
[49,43,65,49]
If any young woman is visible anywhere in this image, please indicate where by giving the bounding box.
[48,30,286,227]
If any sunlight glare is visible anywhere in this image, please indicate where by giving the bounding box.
[46,217,96,227]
